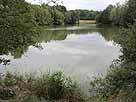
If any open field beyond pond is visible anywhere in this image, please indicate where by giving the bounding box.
[79,20,96,24]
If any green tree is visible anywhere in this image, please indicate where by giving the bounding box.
[47,5,65,25]
[96,5,113,24]
[76,9,99,20]
[31,5,52,26]
[0,0,40,58]
[53,8,65,25]
[109,3,128,26]
[65,10,80,24]
[126,0,136,25]
[96,0,136,27]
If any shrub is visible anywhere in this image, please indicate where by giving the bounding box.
[0,72,86,102]
[29,72,85,102]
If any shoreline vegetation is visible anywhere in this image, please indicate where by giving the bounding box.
[0,0,136,101]
[0,72,86,102]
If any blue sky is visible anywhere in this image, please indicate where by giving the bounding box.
[26,0,125,10]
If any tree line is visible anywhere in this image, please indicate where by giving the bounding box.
[0,0,81,27]
[76,9,99,20]
[31,4,80,25]
[96,0,136,27]
[91,0,136,101]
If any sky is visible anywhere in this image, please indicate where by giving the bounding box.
[26,0,125,11]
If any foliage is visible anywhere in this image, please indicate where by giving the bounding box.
[127,0,136,25]
[65,9,99,24]
[31,5,52,26]
[116,23,136,62]
[90,62,136,102]
[96,0,136,27]
[96,5,114,24]
[90,20,136,102]
[0,0,41,58]
[0,72,86,102]
[0,0,68,59]
[30,4,66,26]
[52,7,65,25]
[65,10,80,24]
[91,0,136,99]
[78,9,99,20]
[110,3,127,26]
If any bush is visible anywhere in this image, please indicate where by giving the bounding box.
[29,72,85,102]
[0,72,86,102]
[90,63,136,102]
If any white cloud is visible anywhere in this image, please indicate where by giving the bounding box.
[26,0,125,10]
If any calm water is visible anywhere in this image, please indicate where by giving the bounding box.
[0,24,121,81]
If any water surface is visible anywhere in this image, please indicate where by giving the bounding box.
[0,24,121,82]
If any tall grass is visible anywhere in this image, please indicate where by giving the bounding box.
[0,71,86,102]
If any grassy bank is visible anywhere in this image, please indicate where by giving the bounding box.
[79,20,96,24]
[0,72,86,102]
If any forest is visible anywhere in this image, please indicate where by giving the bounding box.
[96,0,136,27]
[0,0,100,27]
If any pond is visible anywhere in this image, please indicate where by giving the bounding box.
[0,24,121,82]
